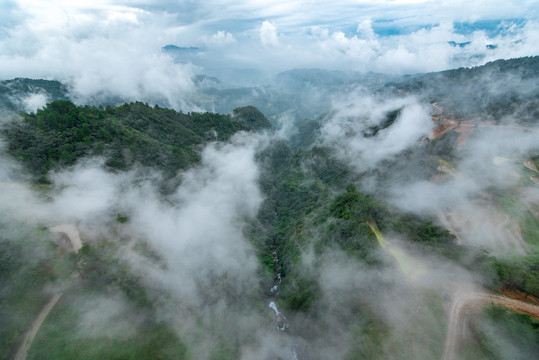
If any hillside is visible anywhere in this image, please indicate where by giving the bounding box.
[385,56,539,122]
[0,78,69,114]
[2,100,271,183]
[1,57,538,360]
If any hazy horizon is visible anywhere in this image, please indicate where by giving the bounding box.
[1,1,538,108]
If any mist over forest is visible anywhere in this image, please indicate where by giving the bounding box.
[1,1,539,360]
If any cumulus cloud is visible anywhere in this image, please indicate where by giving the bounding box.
[0,0,537,94]
[356,19,376,40]
[201,18,538,75]
[203,30,237,47]
[318,30,381,68]
[0,1,197,110]
[374,21,458,73]
[260,20,279,47]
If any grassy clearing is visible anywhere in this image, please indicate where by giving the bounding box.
[458,305,539,360]
[27,287,187,360]
[494,189,539,252]
[0,224,59,359]
[520,210,539,251]
[347,291,446,360]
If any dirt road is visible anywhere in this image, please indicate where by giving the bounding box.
[49,224,82,252]
[11,224,82,360]
[441,288,539,360]
[12,293,62,360]
[523,160,539,174]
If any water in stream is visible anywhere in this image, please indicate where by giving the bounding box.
[267,249,301,359]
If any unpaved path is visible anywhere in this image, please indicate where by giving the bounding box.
[429,116,532,151]
[523,160,539,174]
[431,102,445,113]
[12,293,62,360]
[11,224,81,360]
[49,224,82,252]
[441,289,539,360]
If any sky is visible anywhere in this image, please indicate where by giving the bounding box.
[0,1,538,104]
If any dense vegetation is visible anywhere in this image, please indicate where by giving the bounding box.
[253,139,460,314]
[27,239,187,360]
[3,100,271,182]
[0,220,62,358]
[1,57,538,359]
[0,78,69,114]
[461,305,539,359]
[0,211,188,360]
[386,56,539,122]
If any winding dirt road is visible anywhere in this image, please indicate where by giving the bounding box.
[11,224,81,360]
[12,294,63,360]
[441,288,539,360]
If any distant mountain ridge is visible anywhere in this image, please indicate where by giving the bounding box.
[0,78,69,113]
[1,56,537,122]
[384,56,539,122]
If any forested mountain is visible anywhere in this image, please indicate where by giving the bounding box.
[1,57,538,360]
[384,56,539,122]
[3,101,271,183]
[0,78,69,114]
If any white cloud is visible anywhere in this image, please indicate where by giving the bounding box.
[0,0,537,94]
[203,30,236,46]
[317,29,381,70]
[0,1,197,110]
[356,19,376,40]
[321,94,433,170]
[308,26,330,40]
[260,20,279,47]
[17,92,48,113]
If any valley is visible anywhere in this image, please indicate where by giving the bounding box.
[1,57,538,359]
